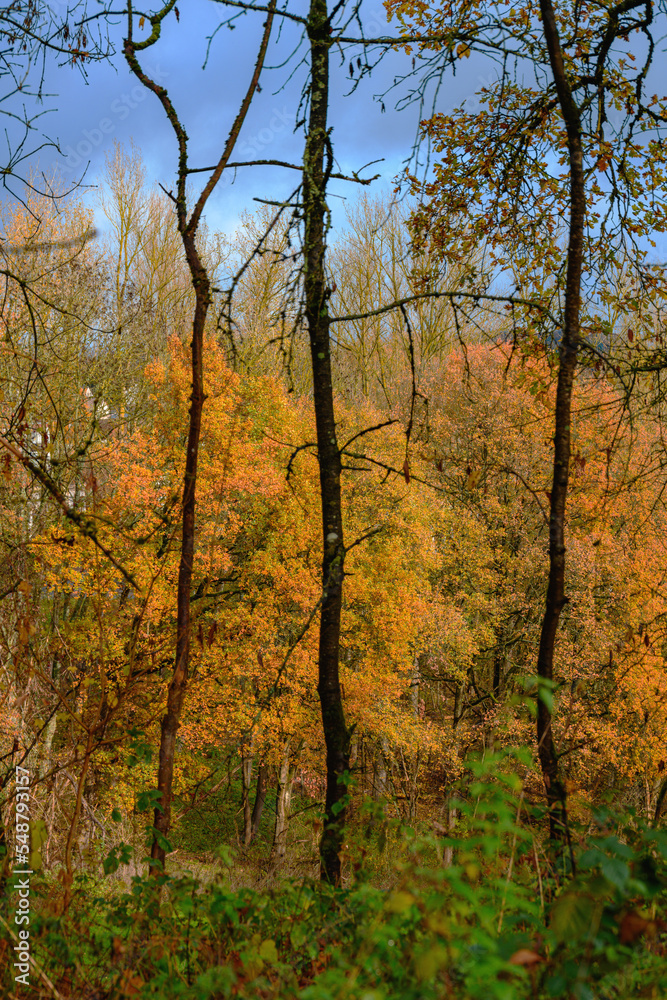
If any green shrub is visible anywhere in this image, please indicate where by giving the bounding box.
[2,751,665,999]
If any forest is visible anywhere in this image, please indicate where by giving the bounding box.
[2,1,667,998]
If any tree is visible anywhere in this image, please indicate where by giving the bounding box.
[0,170,214,902]
[329,193,483,405]
[299,0,352,886]
[0,1,109,193]
[119,0,277,873]
[387,0,667,842]
[105,0,417,884]
[62,0,667,881]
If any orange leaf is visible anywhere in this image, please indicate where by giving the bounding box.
[509,949,543,967]
[466,468,481,490]
[618,911,655,945]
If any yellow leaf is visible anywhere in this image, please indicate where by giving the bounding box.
[259,939,278,963]
[415,945,448,981]
[466,468,481,490]
[385,890,415,913]
[425,914,448,935]
[138,15,145,28]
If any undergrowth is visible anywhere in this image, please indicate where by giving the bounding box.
[2,751,666,999]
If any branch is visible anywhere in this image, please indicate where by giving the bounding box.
[1,226,97,254]
[188,0,278,235]
[496,464,549,525]
[340,419,398,452]
[345,524,383,554]
[0,435,139,591]
[186,158,379,184]
[210,0,307,24]
[286,441,317,481]
[330,289,557,325]
[343,449,447,493]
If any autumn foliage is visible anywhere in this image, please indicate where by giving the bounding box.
[2,151,667,997]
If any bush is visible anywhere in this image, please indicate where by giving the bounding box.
[2,751,665,999]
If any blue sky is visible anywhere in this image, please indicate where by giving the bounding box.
[4,1,667,261]
[5,0,488,238]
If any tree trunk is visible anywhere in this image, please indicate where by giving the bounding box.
[304,0,351,885]
[38,706,58,781]
[373,740,389,800]
[403,657,421,819]
[442,799,458,868]
[536,0,585,843]
[492,649,502,700]
[250,761,268,842]
[241,752,254,846]
[150,234,209,874]
[122,5,276,875]
[270,749,296,867]
[654,777,667,827]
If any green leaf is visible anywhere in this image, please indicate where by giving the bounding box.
[331,797,348,816]
[259,939,278,964]
[154,831,173,852]
[28,819,47,871]
[537,677,555,713]
[600,855,629,891]
[290,923,309,949]
[550,892,596,943]
[385,890,415,914]
[136,789,163,813]
[102,847,119,875]
[415,945,448,981]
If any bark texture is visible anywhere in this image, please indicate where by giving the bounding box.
[536,0,585,841]
[250,762,268,841]
[151,239,209,872]
[270,749,297,866]
[242,753,254,846]
[304,0,351,885]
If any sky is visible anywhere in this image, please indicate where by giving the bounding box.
[2,2,667,259]
[1,0,488,240]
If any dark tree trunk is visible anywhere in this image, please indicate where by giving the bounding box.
[304,0,351,885]
[536,0,585,842]
[373,740,389,800]
[492,649,502,699]
[123,4,276,875]
[250,761,268,842]
[150,236,209,873]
